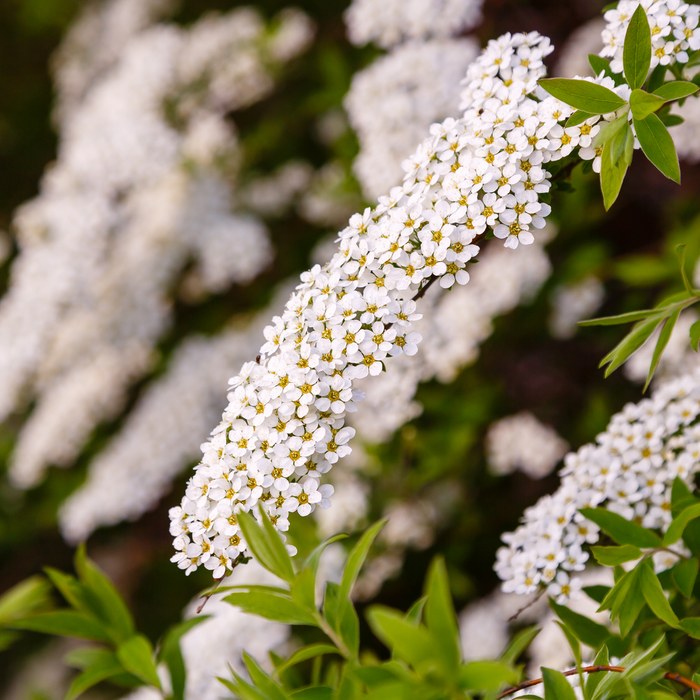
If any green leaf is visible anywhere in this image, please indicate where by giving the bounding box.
[567,110,595,127]
[460,661,517,691]
[592,545,642,566]
[579,309,657,327]
[237,509,295,584]
[64,652,126,700]
[336,520,386,631]
[117,635,161,689]
[224,590,317,626]
[290,688,333,700]
[74,545,134,643]
[538,79,627,114]
[639,562,680,628]
[663,503,700,545]
[276,645,341,674]
[634,112,681,183]
[690,319,700,352]
[659,113,684,127]
[365,606,438,673]
[291,567,316,613]
[405,597,426,624]
[500,625,540,665]
[302,534,347,579]
[550,599,611,649]
[653,81,699,101]
[647,63,667,93]
[623,5,652,89]
[593,115,629,149]
[671,557,698,598]
[424,557,460,671]
[630,89,667,120]
[644,308,681,391]
[44,568,102,621]
[542,667,577,700]
[598,567,634,613]
[555,621,581,667]
[589,54,612,77]
[243,653,289,700]
[8,610,112,642]
[676,244,697,297]
[680,617,700,639]
[0,576,52,626]
[600,136,629,211]
[159,616,210,700]
[617,565,646,636]
[583,585,611,604]
[585,646,610,699]
[580,507,662,548]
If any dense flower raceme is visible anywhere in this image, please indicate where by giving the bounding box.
[170,27,639,578]
[495,369,700,602]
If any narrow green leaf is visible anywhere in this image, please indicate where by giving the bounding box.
[671,558,698,598]
[64,653,125,700]
[260,506,296,583]
[593,115,628,149]
[601,316,662,376]
[555,621,582,667]
[116,634,162,689]
[659,113,684,127]
[460,661,517,691]
[680,617,700,639]
[74,545,134,643]
[601,137,628,211]
[44,568,102,620]
[592,544,642,566]
[647,63,667,93]
[550,599,611,649]
[365,606,437,672]
[580,507,662,548]
[0,577,52,626]
[644,308,681,391]
[583,585,610,604]
[224,590,317,626]
[302,534,347,578]
[634,113,681,183]
[499,626,540,665]
[538,79,627,114]
[589,54,612,77]
[276,644,341,674]
[542,667,578,700]
[424,557,460,671]
[598,567,634,613]
[663,503,700,545]
[630,89,667,120]
[566,110,595,127]
[291,567,316,613]
[585,646,610,699]
[676,244,697,297]
[653,81,699,101]
[690,319,700,352]
[242,653,289,700]
[237,509,295,584]
[159,616,210,700]
[290,687,333,700]
[579,309,657,327]
[405,597,426,623]
[623,5,652,89]
[336,520,386,630]
[639,562,680,628]
[8,610,112,643]
[618,565,645,636]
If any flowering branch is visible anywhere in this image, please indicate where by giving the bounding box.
[499,665,700,698]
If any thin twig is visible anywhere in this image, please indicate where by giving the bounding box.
[499,665,700,698]
[508,587,546,623]
[196,554,244,613]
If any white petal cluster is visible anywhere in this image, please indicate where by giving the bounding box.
[549,275,605,340]
[486,412,569,480]
[172,30,606,578]
[3,2,313,488]
[495,370,700,601]
[600,0,700,73]
[344,0,483,49]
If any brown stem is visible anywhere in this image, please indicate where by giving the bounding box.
[196,554,244,613]
[508,587,546,623]
[499,665,700,698]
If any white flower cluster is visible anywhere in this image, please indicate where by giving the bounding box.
[345,39,480,199]
[600,0,700,74]
[344,0,483,49]
[486,412,569,479]
[2,1,314,489]
[549,275,605,340]
[171,29,602,579]
[495,370,700,601]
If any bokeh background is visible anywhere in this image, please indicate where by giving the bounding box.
[2,0,700,697]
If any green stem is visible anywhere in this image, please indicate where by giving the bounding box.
[315,612,352,659]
